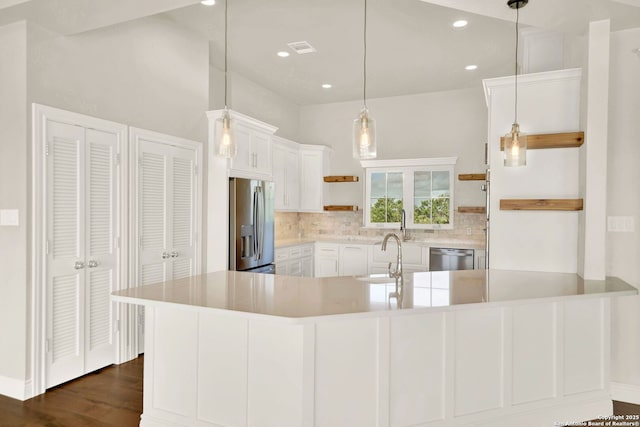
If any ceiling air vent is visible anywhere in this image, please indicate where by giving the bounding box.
[287,41,317,54]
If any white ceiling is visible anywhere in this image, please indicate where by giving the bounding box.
[2,0,639,106]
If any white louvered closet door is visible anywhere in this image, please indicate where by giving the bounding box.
[169,146,197,280]
[46,121,86,388]
[84,129,118,373]
[45,120,119,389]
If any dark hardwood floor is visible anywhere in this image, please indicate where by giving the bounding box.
[0,357,638,426]
[0,357,143,427]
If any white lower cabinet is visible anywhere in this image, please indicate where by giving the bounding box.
[369,243,428,274]
[338,244,369,276]
[275,243,314,277]
[314,243,370,277]
[314,243,339,278]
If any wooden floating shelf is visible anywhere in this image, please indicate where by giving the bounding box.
[500,131,584,151]
[323,205,359,212]
[458,173,486,181]
[324,175,359,183]
[500,198,584,211]
[458,206,486,214]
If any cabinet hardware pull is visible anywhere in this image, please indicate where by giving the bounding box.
[162,252,170,259]
[87,260,99,268]
[171,251,179,258]
[74,261,85,270]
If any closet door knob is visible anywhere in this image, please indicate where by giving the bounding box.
[162,252,170,259]
[87,260,99,268]
[170,251,179,258]
[74,261,85,270]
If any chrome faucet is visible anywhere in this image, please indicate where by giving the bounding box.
[400,209,408,241]
[381,232,403,280]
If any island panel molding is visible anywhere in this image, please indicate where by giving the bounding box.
[500,198,584,211]
[458,173,487,181]
[499,131,584,150]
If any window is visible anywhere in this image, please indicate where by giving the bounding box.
[362,158,456,230]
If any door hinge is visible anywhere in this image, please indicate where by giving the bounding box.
[116,153,120,166]
[45,239,50,255]
[115,319,120,333]
[45,143,49,156]
[194,165,198,175]
[45,339,50,353]
[138,235,142,248]
[114,236,120,249]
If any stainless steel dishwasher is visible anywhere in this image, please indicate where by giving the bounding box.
[429,247,474,271]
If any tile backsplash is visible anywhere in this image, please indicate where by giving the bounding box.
[275,211,486,247]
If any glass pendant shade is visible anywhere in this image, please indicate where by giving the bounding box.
[215,109,236,158]
[353,108,377,159]
[503,123,527,167]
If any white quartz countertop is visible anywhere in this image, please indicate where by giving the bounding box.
[112,270,637,322]
[275,238,485,250]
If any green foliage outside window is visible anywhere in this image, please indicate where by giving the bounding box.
[370,198,403,223]
[414,196,450,224]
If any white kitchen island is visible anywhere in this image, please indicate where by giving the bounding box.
[112,270,637,427]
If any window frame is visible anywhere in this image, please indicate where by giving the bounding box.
[362,157,457,230]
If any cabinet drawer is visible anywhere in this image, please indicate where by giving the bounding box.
[275,248,289,262]
[289,246,303,258]
[316,244,339,255]
[372,244,422,264]
[301,244,314,257]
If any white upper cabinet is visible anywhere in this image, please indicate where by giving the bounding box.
[299,145,331,212]
[272,136,300,212]
[206,110,278,180]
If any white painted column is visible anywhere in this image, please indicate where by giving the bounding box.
[579,20,610,280]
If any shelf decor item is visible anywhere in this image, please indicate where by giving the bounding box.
[353,0,377,160]
[503,0,528,167]
[215,0,236,158]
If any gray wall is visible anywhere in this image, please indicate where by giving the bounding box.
[298,87,488,208]
[0,21,29,382]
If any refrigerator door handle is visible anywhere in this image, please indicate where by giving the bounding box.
[253,187,259,261]
[258,186,265,260]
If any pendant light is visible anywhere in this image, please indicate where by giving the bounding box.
[504,0,528,167]
[215,0,236,158]
[353,0,377,160]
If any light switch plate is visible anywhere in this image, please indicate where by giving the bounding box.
[0,209,19,226]
[607,216,635,232]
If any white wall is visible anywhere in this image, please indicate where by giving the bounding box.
[0,15,212,397]
[28,16,210,142]
[484,69,582,273]
[0,20,29,386]
[299,87,488,208]
[608,27,640,395]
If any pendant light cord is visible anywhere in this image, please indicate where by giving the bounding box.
[363,0,368,109]
[224,0,229,108]
[514,5,519,124]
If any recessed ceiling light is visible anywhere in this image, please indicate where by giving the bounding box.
[465,65,478,71]
[277,51,290,58]
[200,0,216,5]
[322,84,332,89]
[453,20,468,28]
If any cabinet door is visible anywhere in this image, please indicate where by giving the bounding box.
[272,144,287,210]
[301,257,314,277]
[316,256,339,278]
[285,148,300,209]
[251,132,272,176]
[339,245,369,276]
[299,150,323,212]
[229,123,253,175]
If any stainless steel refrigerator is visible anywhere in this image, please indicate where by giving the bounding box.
[229,178,275,273]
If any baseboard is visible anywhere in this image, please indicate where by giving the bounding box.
[0,375,33,401]
[611,382,640,405]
